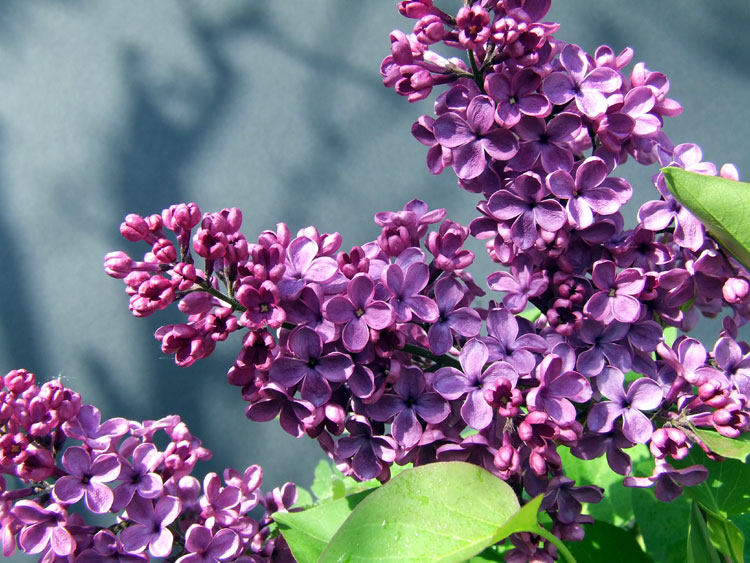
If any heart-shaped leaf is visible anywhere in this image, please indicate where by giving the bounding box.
[662,167,750,270]
[318,462,564,563]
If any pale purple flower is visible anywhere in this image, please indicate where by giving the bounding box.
[270,326,353,407]
[587,367,662,443]
[381,262,438,322]
[486,172,566,249]
[584,260,645,323]
[433,95,518,179]
[543,43,622,118]
[547,157,632,228]
[427,277,482,355]
[112,443,164,512]
[52,447,121,514]
[177,525,240,563]
[573,319,632,376]
[484,307,546,375]
[487,255,548,313]
[526,355,592,425]
[199,473,241,528]
[61,404,129,451]
[12,501,75,557]
[485,69,551,128]
[323,274,395,353]
[120,495,182,558]
[366,366,449,447]
[277,236,339,300]
[434,339,517,429]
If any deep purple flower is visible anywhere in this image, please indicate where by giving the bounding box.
[485,69,551,128]
[335,416,397,481]
[543,43,622,118]
[484,307,546,375]
[177,525,240,563]
[12,501,75,557]
[434,339,517,430]
[584,260,645,323]
[571,427,636,476]
[547,157,632,228]
[573,319,632,377]
[52,447,121,514]
[509,113,581,173]
[270,327,353,407]
[486,172,566,249]
[587,367,663,443]
[245,382,316,438]
[433,95,518,179]
[542,475,603,524]
[112,443,164,512]
[526,355,592,425]
[624,460,708,502]
[120,495,182,558]
[427,277,482,355]
[236,280,286,330]
[323,274,395,353]
[366,366,449,447]
[77,530,148,563]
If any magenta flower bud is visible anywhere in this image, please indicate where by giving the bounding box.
[649,427,689,460]
[120,213,154,243]
[337,246,370,279]
[4,369,35,394]
[723,277,750,303]
[712,404,750,438]
[414,14,445,44]
[171,262,202,291]
[398,0,433,19]
[456,5,491,49]
[697,379,729,408]
[162,202,201,232]
[104,251,135,278]
[152,238,177,264]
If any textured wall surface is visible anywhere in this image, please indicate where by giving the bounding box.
[0,2,748,559]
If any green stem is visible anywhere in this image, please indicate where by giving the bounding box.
[402,343,461,370]
[534,525,577,563]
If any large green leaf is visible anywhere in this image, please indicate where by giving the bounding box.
[730,512,750,561]
[693,428,750,463]
[703,507,745,562]
[318,462,561,563]
[631,487,690,563]
[677,448,750,517]
[273,489,376,563]
[566,520,653,563]
[662,167,750,269]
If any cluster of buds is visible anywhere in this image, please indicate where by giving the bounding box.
[0,369,298,561]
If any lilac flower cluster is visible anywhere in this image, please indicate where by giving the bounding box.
[97,0,750,559]
[0,369,298,561]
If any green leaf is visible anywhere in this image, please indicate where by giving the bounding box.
[318,462,546,563]
[729,512,750,561]
[631,487,690,563]
[519,304,541,322]
[566,520,653,563]
[273,489,376,563]
[294,486,314,509]
[693,428,750,462]
[467,545,508,562]
[311,460,336,501]
[703,508,745,562]
[558,446,646,526]
[677,447,750,517]
[663,325,678,347]
[662,167,750,270]
[687,501,722,563]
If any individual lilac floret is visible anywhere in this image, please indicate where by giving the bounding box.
[485,69,551,128]
[573,320,632,377]
[177,524,240,563]
[427,277,482,355]
[112,442,164,511]
[584,260,645,323]
[484,307,547,375]
[381,261,439,323]
[509,113,581,173]
[487,255,548,312]
[276,236,339,300]
[120,495,182,558]
[543,43,622,118]
[547,157,632,228]
[366,365,450,447]
[623,460,708,502]
[434,339,518,430]
[486,172,566,250]
[433,95,518,179]
[323,274,395,353]
[52,446,121,514]
[61,404,129,451]
[526,355,592,425]
[245,382,316,438]
[77,530,148,563]
[335,415,397,481]
[587,367,663,443]
[269,327,354,407]
[12,501,75,557]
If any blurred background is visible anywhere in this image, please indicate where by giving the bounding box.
[0,1,748,556]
